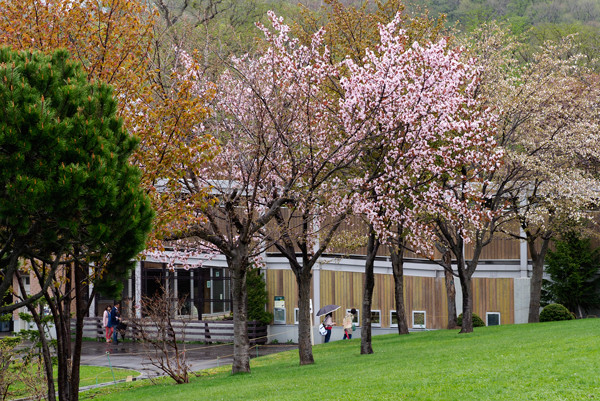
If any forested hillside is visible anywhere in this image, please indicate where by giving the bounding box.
[287,0,600,68]
[406,0,600,30]
[168,0,600,56]
[293,0,600,30]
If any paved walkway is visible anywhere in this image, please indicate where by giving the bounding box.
[79,340,298,380]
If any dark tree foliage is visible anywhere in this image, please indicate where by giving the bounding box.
[0,48,153,308]
[246,267,273,325]
[0,48,153,401]
[542,232,600,319]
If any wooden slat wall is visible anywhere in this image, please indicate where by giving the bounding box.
[403,276,449,329]
[372,272,395,327]
[327,214,522,260]
[189,206,527,261]
[266,269,310,325]
[266,269,515,328]
[319,270,365,324]
[318,271,450,328]
[264,209,305,253]
[325,215,389,257]
[472,278,514,325]
[464,236,521,260]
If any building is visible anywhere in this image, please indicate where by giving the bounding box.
[8,220,534,343]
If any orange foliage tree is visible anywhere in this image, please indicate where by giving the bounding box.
[0,1,216,399]
[0,0,216,245]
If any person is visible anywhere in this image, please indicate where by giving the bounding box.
[343,308,357,340]
[110,304,121,344]
[323,312,335,343]
[102,306,112,342]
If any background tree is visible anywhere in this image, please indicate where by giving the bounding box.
[0,0,154,114]
[247,267,273,325]
[0,48,152,401]
[466,23,600,323]
[542,231,600,318]
[430,22,600,333]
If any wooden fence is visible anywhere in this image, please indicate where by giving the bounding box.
[71,317,268,345]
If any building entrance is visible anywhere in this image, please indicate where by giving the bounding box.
[141,262,231,320]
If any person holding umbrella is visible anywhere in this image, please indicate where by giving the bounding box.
[323,312,336,343]
[316,304,339,343]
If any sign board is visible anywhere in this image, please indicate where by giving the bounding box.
[274,296,285,309]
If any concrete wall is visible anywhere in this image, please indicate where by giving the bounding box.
[514,278,531,324]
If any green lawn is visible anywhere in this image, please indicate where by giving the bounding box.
[82,319,600,400]
[7,365,138,399]
[77,365,139,387]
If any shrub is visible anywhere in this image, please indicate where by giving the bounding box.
[457,313,485,327]
[539,303,575,322]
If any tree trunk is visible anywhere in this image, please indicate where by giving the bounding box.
[296,269,314,365]
[458,274,473,333]
[528,237,550,323]
[69,260,88,401]
[25,303,56,401]
[443,250,458,330]
[231,251,250,374]
[528,257,544,323]
[361,229,380,355]
[54,264,72,401]
[390,245,409,335]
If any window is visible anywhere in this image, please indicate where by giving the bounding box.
[412,311,426,329]
[390,310,398,328]
[273,307,286,324]
[346,308,359,326]
[20,276,30,297]
[370,310,381,327]
[486,312,501,326]
[294,308,299,324]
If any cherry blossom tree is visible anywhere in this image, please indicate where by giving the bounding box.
[341,14,501,338]
[468,25,600,323]
[432,23,600,332]
[249,14,364,366]
[296,0,458,352]
[173,11,352,372]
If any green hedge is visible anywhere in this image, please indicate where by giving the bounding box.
[457,313,486,327]
[539,304,575,322]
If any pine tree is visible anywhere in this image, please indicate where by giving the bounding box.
[247,267,273,325]
[542,232,600,319]
[0,48,153,401]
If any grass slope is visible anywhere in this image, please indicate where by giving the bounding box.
[8,365,138,399]
[84,319,600,400]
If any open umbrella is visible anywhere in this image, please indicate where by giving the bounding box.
[316,304,340,317]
